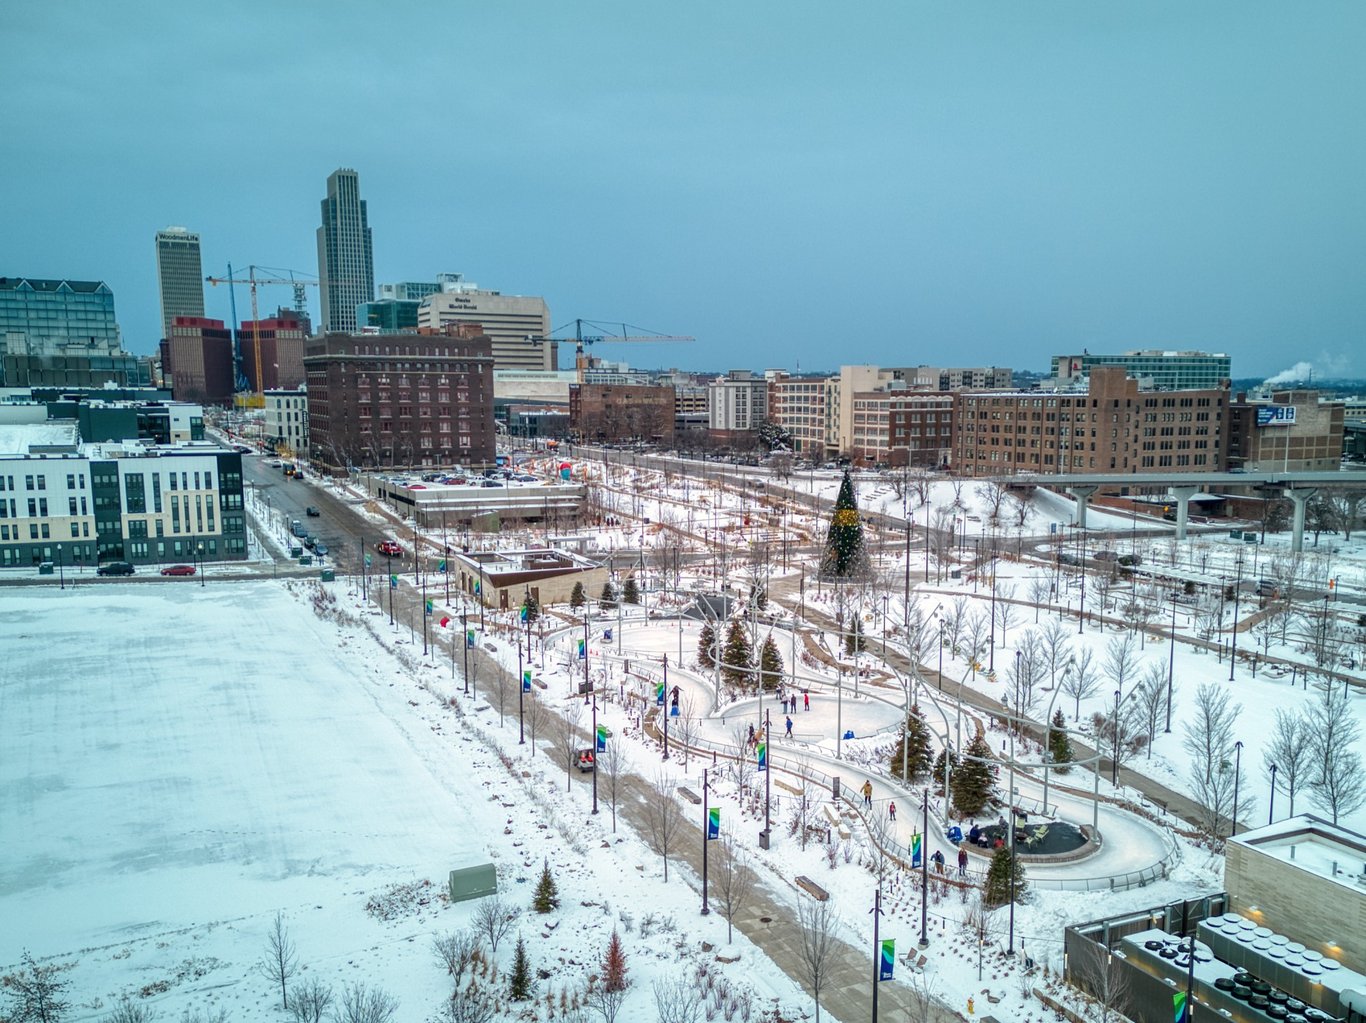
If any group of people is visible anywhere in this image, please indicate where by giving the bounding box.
[773,683,809,715]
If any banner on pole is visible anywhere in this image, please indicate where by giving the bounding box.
[1173,991,1188,1023]
[466,629,476,649]
[880,939,895,982]
[596,724,608,751]
[656,682,665,706]
[757,740,767,772]
[577,638,586,660]
[364,553,372,568]
[911,831,923,869]
[389,574,398,589]
[520,605,528,622]
[707,806,720,840]
[522,670,532,693]
[425,598,433,615]
[437,559,447,572]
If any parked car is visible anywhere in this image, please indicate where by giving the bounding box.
[306,506,321,517]
[303,535,317,550]
[314,543,329,557]
[160,564,196,576]
[376,540,403,557]
[97,561,135,576]
[290,520,306,537]
[1093,550,1119,562]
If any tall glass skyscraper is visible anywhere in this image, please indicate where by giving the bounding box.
[0,277,121,354]
[155,227,205,341]
[316,168,374,333]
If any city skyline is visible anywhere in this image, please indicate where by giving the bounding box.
[3,2,1364,379]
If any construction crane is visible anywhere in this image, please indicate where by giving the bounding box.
[205,265,318,404]
[526,318,695,382]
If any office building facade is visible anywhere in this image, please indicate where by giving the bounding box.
[304,326,495,473]
[419,287,553,371]
[316,168,374,334]
[568,384,675,444]
[707,369,769,442]
[0,276,122,357]
[1227,390,1344,472]
[239,311,308,391]
[1051,350,1232,391]
[166,317,236,405]
[155,227,205,341]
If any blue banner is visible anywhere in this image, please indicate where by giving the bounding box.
[656,683,665,706]
[466,630,476,649]
[522,670,531,693]
[757,741,767,772]
[880,939,895,982]
[707,807,720,840]
[911,832,922,869]
[577,638,586,660]
[389,574,398,589]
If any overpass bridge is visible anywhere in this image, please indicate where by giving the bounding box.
[1018,469,1365,551]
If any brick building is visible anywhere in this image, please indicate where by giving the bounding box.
[240,310,308,391]
[953,366,1228,476]
[1227,390,1344,471]
[304,324,495,474]
[568,383,675,444]
[166,316,235,405]
[888,392,953,468]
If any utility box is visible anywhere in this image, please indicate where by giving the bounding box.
[320,569,335,582]
[37,562,54,575]
[289,545,303,558]
[448,863,498,905]
[299,554,313,566]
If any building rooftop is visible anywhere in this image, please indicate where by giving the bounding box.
[0,276,111,294]
[1230,814,1366,893]
[0,423,81,456]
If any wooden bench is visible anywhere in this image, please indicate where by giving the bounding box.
[822,803,851,840]
[676,787,702,806]
[795,876,829,901]
[774,778,804,796]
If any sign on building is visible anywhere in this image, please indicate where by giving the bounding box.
[1256,405,1296,427]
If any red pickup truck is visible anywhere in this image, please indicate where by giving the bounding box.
[376,540,403,557]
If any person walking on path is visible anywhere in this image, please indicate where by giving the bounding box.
[957,847,968,876]
[932,849,945,875]
[888,801,896,821]
[861,780,873,808]
[803,690,810,711]
[785,715,794,739]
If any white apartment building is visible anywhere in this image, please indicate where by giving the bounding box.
[264,389,308,456]
[707,370,768,437]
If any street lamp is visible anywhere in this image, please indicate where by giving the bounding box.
[1111,689,1122,786]
[197,542,205,587]
[1228,555,1244,682]
[1231,740,1243,837]
[56,543,65,590]
[1165,587,1177,732]
[1268,763,1277,825]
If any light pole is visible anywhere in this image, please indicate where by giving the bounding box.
[1165,587,1177,732]
[1231,740,1243,836]
[1111,689,1122,786]
[197,542,205,587]
[1268,763,1277,825]
[56,543,65,590]
[701,767,710,915]
[591,689,599,815]
[1228,555,1244,682]
[919,787,929,948]
[461,605,470,695]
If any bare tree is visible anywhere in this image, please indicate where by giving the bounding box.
[1183,683,1240,784]
[1263,708,1311,817]
[258,911,299,1010]
[1305,682,1361,805]
[523,689,548,756]
[994,582,1019,647]
[905,969,943,1023]
[103,1000,158,1023]
[976,481,1009,527]
[333,982,398,1023]
[491,665,512,728]
[1132,665,1171,757]
[652,976,703,1023]
[795,897,838,1023]
[288,977,334,1023]
[961,897,999,981]
[1091,567,1119,629]
[1312,747,1366,825]
[1028,574,1053,623]
[1102,632,1139,695]
[711,830,758,944]
[553,700,586,792]
[432,929,481,989]
[946,595,970,652]
[431,987,498,1023]
[640,772,684,881]
[963,610,990,679]
[672,693,700,767]
[729,721,755,794]
[1073,940,1134,1023]
[1060,646,1100,719]
[1189,756,1239,845]
[599,738,625,833]
[472,895,516,954]
[1040,619,1072,687]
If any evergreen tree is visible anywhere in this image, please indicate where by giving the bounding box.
[523,591,541,624]
[622,575,640,605]
[1047,709,1074,774]
[570,581,586,609]
[509,934,533,1001]
[697,622,717,668]
[951,733,996,817]
[601,930,629,993]
[932,747,960,793]
[533,858,559,913]
[600,581,617,609]
[720,619,754,691]
[758,635,784,692]
[984,845,1028,908]
[844,618,866,655]
[819,470,870,579]
[890,704,933,779]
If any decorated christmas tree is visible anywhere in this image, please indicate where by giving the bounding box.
[569,581,586,609]
[1047,709,1074,773]
[984,845,1028,908]
[721,619,754,692]
[533,857,559,913]
[819,471,870,580]
[622,575,640,605]
[758,635,784,692]
[697,622,717,668]
[890,703,934,780]
[951,733,996,816]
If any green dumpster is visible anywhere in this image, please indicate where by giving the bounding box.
[320,568,335,582]
[299,554,313,566]
[1229,529,1243,539]
[289,545,303,558]
[38,562,54,575]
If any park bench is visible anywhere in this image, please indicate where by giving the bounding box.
[795,876,829,901]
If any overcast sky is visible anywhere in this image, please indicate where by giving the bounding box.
[4,2,1364,379]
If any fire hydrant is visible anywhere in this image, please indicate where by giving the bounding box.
[967,996,975,1016]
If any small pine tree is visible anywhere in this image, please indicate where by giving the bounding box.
[697,623,716,668]
[601,930,629,993]
[1047,709,1074,774]
[844,618,865,655]
[622,575,640,605]
[951,733,996,817]
[570,582,586,609]
[933,747,960,792]
[984,845,1028,908]
[509,934,533,1001]
[600,581,617,609]
[523,591,541,624]
[533,858,559,913]
[758,635,784,692]
[721,619,754,691]
[890,704,933,779]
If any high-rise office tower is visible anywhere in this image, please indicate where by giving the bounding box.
[155,227,205,341]
[316,168,374,333]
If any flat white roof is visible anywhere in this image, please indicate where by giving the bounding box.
[0,423,80,455]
